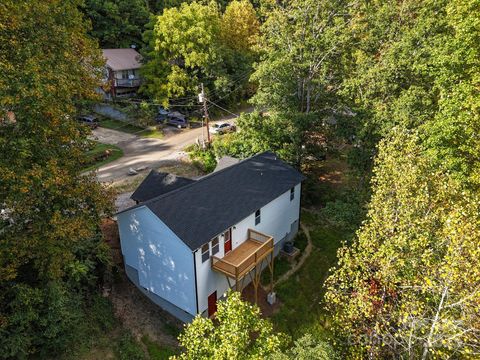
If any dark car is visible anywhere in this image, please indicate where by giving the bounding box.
[155,107,169,122]
[77,115,99,129]
[166,116,188,128]
[156,110,189,129]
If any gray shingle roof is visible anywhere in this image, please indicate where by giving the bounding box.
[122,152,305,251]
[213,155,240,172]
[130,170,195,203]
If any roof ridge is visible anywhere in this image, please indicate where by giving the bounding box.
[117,151,273,215]
[139,152,267,203]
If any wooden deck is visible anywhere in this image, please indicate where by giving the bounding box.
[211,229,274,302]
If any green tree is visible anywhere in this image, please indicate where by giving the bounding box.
[325,129,480,358]
[221,0,259,54]
[212,111,303,163]
[173,291,284,359]
[141,1,258,107]
[0,0,112,356]
[253,0,349,114]
[248,0,351,166]
[270,334,335,360]
[342,0,480,187]
[83,0,150,48]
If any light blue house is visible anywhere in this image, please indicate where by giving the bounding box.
[117,152,304,322]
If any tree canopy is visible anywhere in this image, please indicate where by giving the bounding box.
[83,0,150,48]
[174,291,284,359]
[0,0,112,356]
[342,0,480,186]
[174,291,335,359]
[325,130,480,358]
[141,0,259,107]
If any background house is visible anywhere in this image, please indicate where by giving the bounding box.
[116,152,305,322]
[102,48,142,98]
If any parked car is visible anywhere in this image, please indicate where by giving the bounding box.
[156,107,169,122]
[77,115,99,129]
[210,122,236,135]
[156,110,189,129]
[166,116,188,129]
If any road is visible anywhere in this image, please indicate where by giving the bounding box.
[92,120,232,183]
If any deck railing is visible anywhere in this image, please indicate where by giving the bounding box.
[211,229,273,279]
[114,78,141,87]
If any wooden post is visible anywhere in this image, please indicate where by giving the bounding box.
[235,266,239,292]
[270,252,274,293]
[254,264,258,304]
[201,83,211,144]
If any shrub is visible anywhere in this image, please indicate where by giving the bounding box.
[294,231,308,252]
[187,144,217,173]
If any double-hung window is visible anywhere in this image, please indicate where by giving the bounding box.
[255,209,261,225]
[211,237,219,255]
[290,187,295,201]
[201,243,210,263]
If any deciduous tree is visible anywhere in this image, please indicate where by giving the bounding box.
[0,0,112,356]
[83,0,150,48]
[141,1,259,107]
[174,291,284,359]
[343,0,480,187]
[325,129,480,358]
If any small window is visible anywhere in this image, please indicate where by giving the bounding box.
[212,237,219,255]
[290,187,295,201]
[255,209,261,225]
[201,243,210,263]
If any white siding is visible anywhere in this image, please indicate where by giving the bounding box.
[194,183,301,315]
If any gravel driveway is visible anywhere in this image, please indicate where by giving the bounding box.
[91,124,214,183]
[91,108,251,183]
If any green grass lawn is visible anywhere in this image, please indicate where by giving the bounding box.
[271,219,347,339]
[141,335,178,360]
[99,118,163,138]
[139,127,164,139]
[99,118,144,134]
[82,142,123,172]
[267,154,367,342]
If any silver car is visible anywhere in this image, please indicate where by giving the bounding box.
[210,122,236,135]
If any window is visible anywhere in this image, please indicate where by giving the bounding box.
[255,209,261,225]
[201,243,210,263]
[290,187,295,201]
[212,237,219,255]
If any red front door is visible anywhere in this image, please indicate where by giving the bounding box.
[224,228,232,254]
[208,291,217,317]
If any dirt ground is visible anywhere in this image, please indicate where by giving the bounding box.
[101,218,182,348]
[241,283,282,318]
[109,271,183,348]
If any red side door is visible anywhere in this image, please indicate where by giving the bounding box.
[224,228,232,254]
[208,291,217,317]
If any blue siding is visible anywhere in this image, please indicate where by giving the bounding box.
[117,206,196,316]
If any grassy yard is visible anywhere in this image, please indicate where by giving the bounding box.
[99,118,163,138]
[99,118,144,134]
[271,215,347,339]
[82,142,123,172]
[266,153,368,341]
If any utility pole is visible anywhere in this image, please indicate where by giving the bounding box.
[199,83,211,144]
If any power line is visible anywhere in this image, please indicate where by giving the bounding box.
[206,99,239,118]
